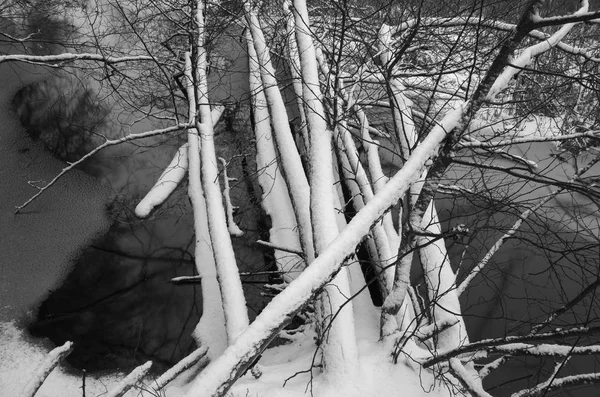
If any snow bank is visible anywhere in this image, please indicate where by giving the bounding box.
[226,332,450,397]
[0,321,146,397]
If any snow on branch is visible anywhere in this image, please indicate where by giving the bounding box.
[531,6,600,28]
[511,357,569,397]
[459,130,600,149]
[135,106,224,218]
[135,143,189,218]
[381,106,466,339]
[487,0,589,100]
[422,325,600,368]
[20,341,73,397]
[487,343,600,357]
[219,157,244,237]
[479,245,600,379]
[105,361,152,397]
[437,184,475,195]
[416,319,460,341]
[511,371,600,397]
[152,347,209,391]
[170,275,202,284]
[15,123,190,213]
[255,240,305,257]
[0,53,153,65]
[479,356,510,379]
[391,16,600,63]
[449,358,494,397]
[395,3,540,224]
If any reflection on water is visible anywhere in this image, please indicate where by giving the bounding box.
[13,75,108,162]
[29,220,201,372]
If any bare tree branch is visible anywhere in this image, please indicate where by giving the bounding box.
[531,8,600,28]
[423,325,600,368]
[15,124,190,213]
[458,153,600,294]
[511,372,600,397]
[511,357,570,397]
[459,130,600,149]
[0,53,153,65]
[531,277,600,334]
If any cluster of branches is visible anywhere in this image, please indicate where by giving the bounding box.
[5,0,600,396]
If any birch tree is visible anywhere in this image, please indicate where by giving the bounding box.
[5,0,600,396]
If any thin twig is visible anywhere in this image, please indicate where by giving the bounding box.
[531,277,600,334]
[457,192,554,295]
[135,143,189,218]
[479,356,509,379]
[15,124,189,213]
[512,357,570,397]
[510,372,600,397]
[458,154,600,295]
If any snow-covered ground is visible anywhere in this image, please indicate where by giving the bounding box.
[0,322,133,397]
[227,331,452,397]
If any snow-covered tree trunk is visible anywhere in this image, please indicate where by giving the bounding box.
[376,23,476,389]
[193,0,248,344]
[378,24,430,339]
[291,0,359,375]
[244,2,315,263]
[183,52,228,358]
[246,28,304,281]
[330,123,382,339]
[283,0,309,154]
[418,202,469,351]
[317,51,398,296]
